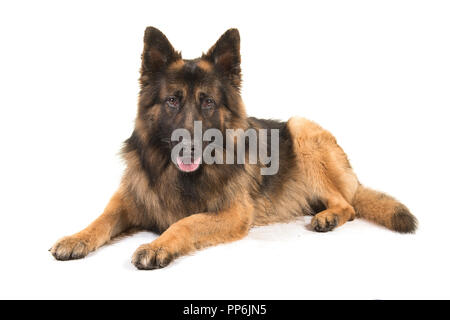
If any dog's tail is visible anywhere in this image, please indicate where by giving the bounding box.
[351,185,417,233]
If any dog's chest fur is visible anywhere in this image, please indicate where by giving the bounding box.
[120,118,320,233]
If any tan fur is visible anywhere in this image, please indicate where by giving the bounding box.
[197,59,213,72]
[285,117,357,230]
[167,59,185,71]
[352,186,416,232]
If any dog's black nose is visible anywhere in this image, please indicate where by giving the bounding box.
[176,140,202,156]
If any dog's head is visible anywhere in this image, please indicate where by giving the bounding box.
[135,27,247,174]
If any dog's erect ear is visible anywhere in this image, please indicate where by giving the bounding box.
[203,29,241,89]
[141,27,181,79]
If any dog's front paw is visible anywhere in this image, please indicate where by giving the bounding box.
[50,235,92,261]
[311,212,339,232]
[132,244,176,270]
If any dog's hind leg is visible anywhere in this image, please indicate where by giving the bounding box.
[287,117,358,232]
[50,189,133,260]
[311,190,356,232]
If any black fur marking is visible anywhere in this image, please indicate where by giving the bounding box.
[392,207,417,233]
[123,130,171,187]
[247,118,298,196]
[307,198,327,215]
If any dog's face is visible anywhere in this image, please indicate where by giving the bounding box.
[136,27,247,173]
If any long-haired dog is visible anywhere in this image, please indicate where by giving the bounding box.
[50,27,417,269]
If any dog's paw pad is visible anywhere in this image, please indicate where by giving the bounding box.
[311,213,339,232]
[50,236,91,261]
[131,245,174,270]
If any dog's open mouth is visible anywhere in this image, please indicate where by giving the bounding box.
[176,156,201,173]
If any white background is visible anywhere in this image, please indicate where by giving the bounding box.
[0,0,449,299]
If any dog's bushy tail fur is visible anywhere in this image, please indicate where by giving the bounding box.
[352,185,417,233]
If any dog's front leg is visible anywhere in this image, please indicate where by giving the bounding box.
[50,189,132,260]
[132,200,253,270]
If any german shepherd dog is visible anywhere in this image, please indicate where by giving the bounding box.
[50,27,417,269]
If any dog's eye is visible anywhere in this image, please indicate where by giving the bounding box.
[166,96,179,109]
[202,98,216,110]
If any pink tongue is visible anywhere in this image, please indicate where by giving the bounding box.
[176,157,201,172]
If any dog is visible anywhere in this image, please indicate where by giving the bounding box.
[50,27,417,269]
